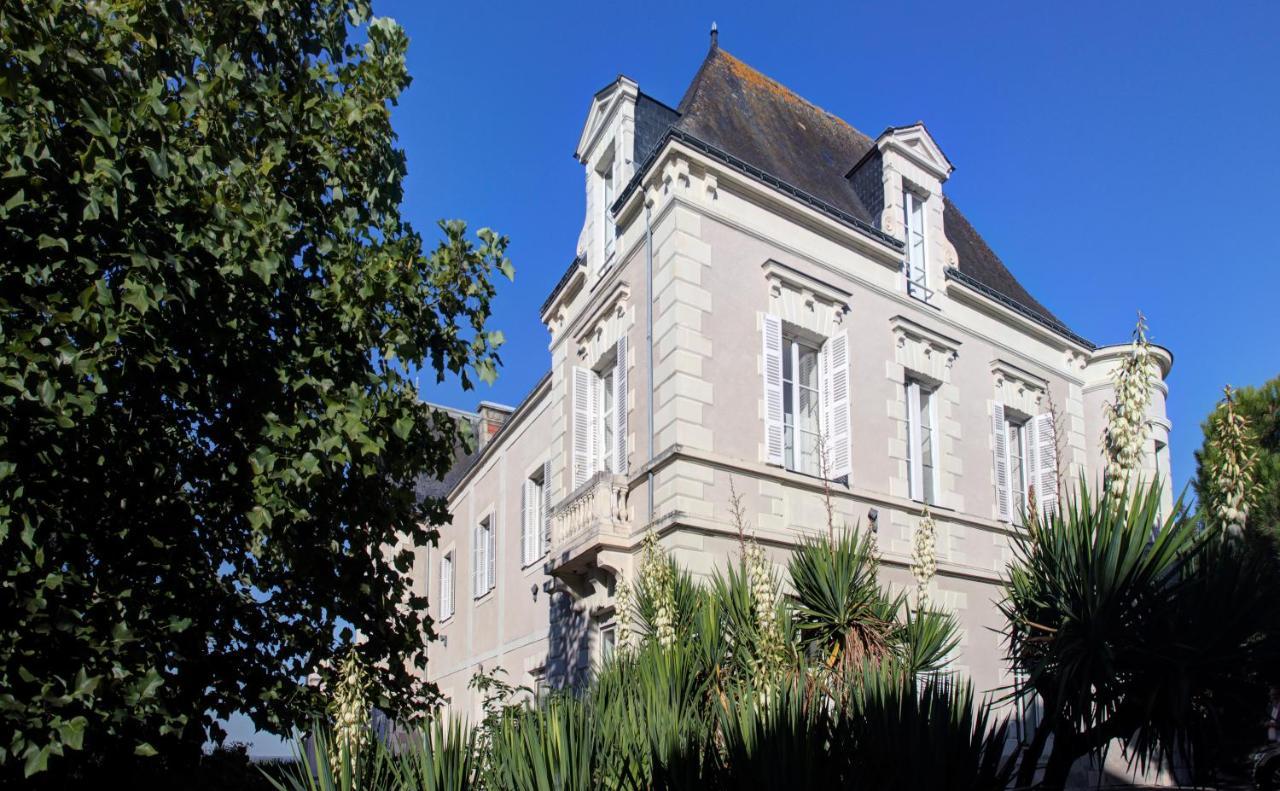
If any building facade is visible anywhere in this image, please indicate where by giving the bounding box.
[413,43,1174,722]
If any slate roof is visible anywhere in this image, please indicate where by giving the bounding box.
[671,46,1069,332]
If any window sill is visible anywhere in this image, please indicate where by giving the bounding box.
[473,590,495,605]
[522,555,547,574]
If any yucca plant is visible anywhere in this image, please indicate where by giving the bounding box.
[788,529,900,671]
[267,727,399,791]
[1001,477,1280,788]
[483,696,597,791]
[845,667,1017,791]
[395,716,479,791]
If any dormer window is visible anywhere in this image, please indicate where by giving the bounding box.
[600,152,617,265]
[903,186,930,301]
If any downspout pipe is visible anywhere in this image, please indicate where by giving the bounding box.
[645,197,655,525]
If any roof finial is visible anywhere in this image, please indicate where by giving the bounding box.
[710,21,718,49]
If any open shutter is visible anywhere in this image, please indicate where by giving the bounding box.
[1034,414,1059,517]
[762,314,785,466]
[907,382,923,500]
[822,330,851,480]
[486,518,496,591]
[992,402,1011,522]
[472,526,482,597]
[572,367,593,488]
[439,555,450,618]
[614,336,628,475]
[520,479,533,565]
[541,461,552,551]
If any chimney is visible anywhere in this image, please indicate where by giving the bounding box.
[709,21,718,50]
[475,401,514,448]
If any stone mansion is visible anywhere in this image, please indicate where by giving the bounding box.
[411,41,1174,718]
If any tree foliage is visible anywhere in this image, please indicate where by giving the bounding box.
[0,0,510,778]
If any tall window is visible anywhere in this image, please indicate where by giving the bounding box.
[906,379,939,504]
[599,369,615,473]
[1006,417,1029,519]
[782,335,821,476]
[599,623,617,664]
[521,467,548,567]
[473,516,495,599]
[602,161,616,261]
[440,551,455,621]
[903,187,928,299]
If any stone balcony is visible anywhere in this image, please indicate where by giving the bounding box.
[547,471,631,574]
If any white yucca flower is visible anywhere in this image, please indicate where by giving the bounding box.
[614,574,633,650]
[328,649,372,761]
[642,532,676,649]
[1104,314,1154,499]
[1207,385,1257,536]
[745,540,786,678]
[911,509,938,610]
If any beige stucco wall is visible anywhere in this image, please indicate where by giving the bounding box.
[415,110,1173,722]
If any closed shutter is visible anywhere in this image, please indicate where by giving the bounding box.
[614,336,628,475]
[992,402,1012,522]
[907,382,923,501]
[762,314,785,466]
[486,518,496,591]
[1034,414,1059,517]
[572,367,594,488]
[822,330,851,480]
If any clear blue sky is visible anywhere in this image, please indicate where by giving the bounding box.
[227,0,1279,754]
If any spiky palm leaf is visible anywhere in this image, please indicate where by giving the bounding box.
[788,530,899,670]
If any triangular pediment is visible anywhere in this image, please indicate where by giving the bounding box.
[575,76,638,162]
[877,122,954,180]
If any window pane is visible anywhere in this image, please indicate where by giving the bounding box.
[798,429,820,476]
[797,346,818,390]
[782,339,793,383]
[1008,421,1026,517]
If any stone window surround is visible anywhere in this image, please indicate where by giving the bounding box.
[991,358,1047,418]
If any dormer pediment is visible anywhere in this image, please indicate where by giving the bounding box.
[575,76,639,163]
[876,122,953,183]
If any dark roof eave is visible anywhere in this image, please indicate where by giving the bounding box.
[610,127,904,251]
[440,371,554,502]
[945,267,1096,350]
[539,255,584,317]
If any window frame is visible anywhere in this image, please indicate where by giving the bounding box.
[522,467,547,568]
[781,334,822,477]
[1006,417,1030,521]
[474,515,495,600]
[903,186,930,301]
[440,550,455,622]
[906,378,941,505]
[599,368,615,474]
[599,623,617,664]
[600,151,617,265]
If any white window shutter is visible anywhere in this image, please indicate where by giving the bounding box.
[520,479,532,566]
[541,460,552,551]
[762,314,784,466]
[613,336,628,475]
[822,330,851,479]
[1034,414,1059,517]
[472,526,482,597]
[992,402,1011,522]
[906,382,923,501]
[439,555,450,619]
[572,367,593,488]
[486,518,496,591]
[590,371,602,476]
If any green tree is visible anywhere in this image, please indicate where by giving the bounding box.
[0,0,510,779]
[1195,375,1280,540]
